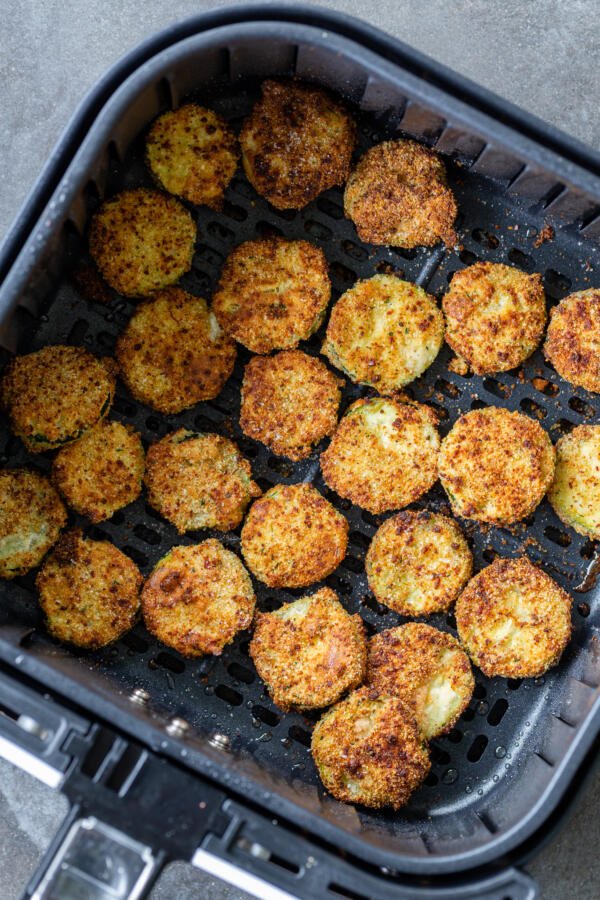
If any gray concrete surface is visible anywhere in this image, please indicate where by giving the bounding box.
[1,1,599,897]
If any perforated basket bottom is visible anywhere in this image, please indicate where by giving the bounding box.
[3,83,600,850]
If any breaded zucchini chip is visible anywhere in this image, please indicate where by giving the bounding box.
[548,424,600,538]
[320,398,440,514]
[146,104,238,208]
[116,287,236,414]
[322,274,444,392]
[212,237,331,354]
[36,531,141,649]
[344,139,457,248]
[240,79,355,209]
[455,556,572,678]
[544,289,600,392]
[367,623,474,739]
[365,510,472,615]
[438,407,555,525]
[241,483,348,588]
[89,188,195,297]
[249,587,366,711]
[0,469,67,579]
[52,420,144,523]
[311,686,430,809]
[240,350,342,460]
[0,345,116,452]
[141,540,255,657]
[443,262,546,374]
[144,429,260,533]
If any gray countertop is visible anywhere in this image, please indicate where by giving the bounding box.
[1,1,599,897]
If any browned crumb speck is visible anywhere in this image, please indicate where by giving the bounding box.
[36,530,142,649]
[455,556,572,678]
[442,262,546,374]
[212,237,331,354]
[534,224,554,248]
[239,350,343,460]
[141,540,255,657]
[116,286,236,414]
[240,79,356,209]
[0,345,116,452]
[241,483,348,588]
[311,686,430,809]
[438,407,555,525]
[249,587,367,711]
[544,289,600,393]
[344,139,457,248]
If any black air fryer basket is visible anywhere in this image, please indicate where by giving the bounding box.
[2,5,600,899]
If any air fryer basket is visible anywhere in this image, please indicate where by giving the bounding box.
[2,5,600,893]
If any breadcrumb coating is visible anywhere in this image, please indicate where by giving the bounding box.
[240,79,355,209]
[438,407,555,525]
[344,139,457,248]
[212,237,331,354]
[547,424,600,538]
[250,587,366,711]
[544,289,600,392]
[240,350,342,460]
[241,483,348,588]
[0,469,67,579]
[455,556,572,678]
[141,540,255,657]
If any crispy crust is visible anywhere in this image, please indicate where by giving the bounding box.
[438,407,555,525]
[240,79,356,209]
[241,483,348,588]
[88,188,195,297]
[544,289,600,392]
[52,420,144,523]
[36,531,141,649]
[455,556,572,678]
[344,139,457,248]
[250,587,366,711]
[320,398,440,514]
[141,540,255,657]
[146,104,238,208]
[547,424,600,538]
[144,429,260,534]
[322,274,444,391]
[240,350,343,460]
[443,262,546,374]
[0,469,67,579]
[212,237,331,354]
[0,345,116,452]
[367,623,474,740]
[365,510,472,615]
[311,686,430,809]
[116,286,236,414]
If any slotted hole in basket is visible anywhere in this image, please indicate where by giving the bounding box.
[342,239,369,261]
[569,396,595,418]
[471,398,488,410]
[447,729,463,744]
[288,725,311,747]
[555,418,576,435]
[304,219,332,240]
[544,269,572,297]
[430,745,451,766]
[207,221,235,241]
[330,261,357,284]
[580,540,596,560]
[253,705,280,727]
[228,662,255,684]
[467,734,488,762]
[121,546,148,569]
[349,531,370,552]
[487,699,509,726]
[316,197,343,219]
[519,397,547,419]
[471,228,500,249]
[154,651,185,674]
[483,378,512,399]
[424,772,439,787]
[436,378,460,399]
[328,883,369,900]
[343,555,363,574]
[544,526,571,547]
[507,678,522,690]
[507,247,534,269]
[215,684,243,706]
[531,376,559,397]
[578,602,591,618]
[473,683,487,700]
[459,248,478,265]
[121,632,149,654]
[222,201,247,222]
[361,595,389,616]
[133,524,161,546]
[256,221,283,238]
[112,396,136,417]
